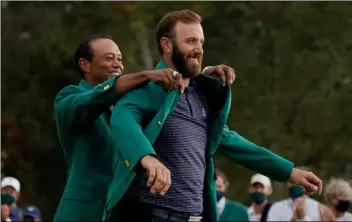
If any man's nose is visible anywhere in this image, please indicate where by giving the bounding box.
[194,43,203,55]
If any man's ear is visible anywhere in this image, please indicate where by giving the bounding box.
[160,37,172,53]
[79,58,91,73]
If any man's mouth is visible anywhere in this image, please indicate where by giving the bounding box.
[187,57,201,66]
[109,70,121,76]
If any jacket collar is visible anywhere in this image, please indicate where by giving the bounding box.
[79,79,94,90]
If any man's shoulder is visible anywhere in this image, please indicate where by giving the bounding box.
[54,84,84,106]
[122,81,168,101]
[55,84,84,97]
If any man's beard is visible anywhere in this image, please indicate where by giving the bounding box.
[171,42,202,78]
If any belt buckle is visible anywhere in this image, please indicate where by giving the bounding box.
[188,216,202,222]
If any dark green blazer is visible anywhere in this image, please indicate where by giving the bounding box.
[53,76,120,221]
[104,59,294,221]
[219,200,249,221]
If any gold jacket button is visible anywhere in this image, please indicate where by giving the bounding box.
[104,85,110,91]
[125,160,130,167]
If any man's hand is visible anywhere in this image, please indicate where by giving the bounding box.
[294,196,307,220]
[140,155,171,196]
[144,68,186,94]
[288,168,323,195]
[202,64,236,86]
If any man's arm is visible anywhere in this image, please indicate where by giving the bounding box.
[54,69,182,128]
[217,126,322,194]
[110,84,171,195]
[217,125,294,182]
[54,75,121,127]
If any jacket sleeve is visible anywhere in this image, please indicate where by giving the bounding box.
[110,83,156,170]
[217,125,294,182]
[54,76,119,128]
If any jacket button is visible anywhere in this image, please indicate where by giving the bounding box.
[157,121,162,126]
[125,160,130,167]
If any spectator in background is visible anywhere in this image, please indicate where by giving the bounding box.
[1,194,15,222]
[267,166,323,221]
[23,205,41,222]
[247,174,273,222]
[1,177,23,221]
[215,169,249,221]
[325,178,352,221]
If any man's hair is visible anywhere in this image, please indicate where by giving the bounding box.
[74,34,113,79]
[215,169,230,188]
[155,9,202,55]
[325,178,352,202]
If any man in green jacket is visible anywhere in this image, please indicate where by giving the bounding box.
[103,10,322,221]
[53,34,235,221]
[105,10,323,222]
[215,169,249,221]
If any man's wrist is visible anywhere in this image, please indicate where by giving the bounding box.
[141,70,153,82]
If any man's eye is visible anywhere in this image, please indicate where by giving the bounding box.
[105,57,113,60]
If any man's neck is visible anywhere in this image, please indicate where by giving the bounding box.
[253,200,268,214]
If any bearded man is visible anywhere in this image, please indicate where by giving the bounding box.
[104,10,322,222]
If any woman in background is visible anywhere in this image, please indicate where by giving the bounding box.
[325,178,352,221]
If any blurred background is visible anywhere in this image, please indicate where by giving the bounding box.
[1,1,352,220]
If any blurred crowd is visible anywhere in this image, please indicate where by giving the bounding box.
[1,177,41,222]
[1,169,351,222]
[216,167,352,221]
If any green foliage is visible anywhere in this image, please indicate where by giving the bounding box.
[1,2,352,219]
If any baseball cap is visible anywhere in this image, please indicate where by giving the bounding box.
[1,177,20,192]
[23,205,41,219]
[250,174,271,187]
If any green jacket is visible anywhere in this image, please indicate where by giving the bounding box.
[104,59,294,221]
[53,76,120,221]
[219,200,249,221]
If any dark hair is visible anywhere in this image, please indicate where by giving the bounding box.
[74,34,113,79]
[155,10,202,55]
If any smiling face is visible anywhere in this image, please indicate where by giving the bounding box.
[79,38,124,84]
[169,21,204,78]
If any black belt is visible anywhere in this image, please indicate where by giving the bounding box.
[151,207,202,222]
